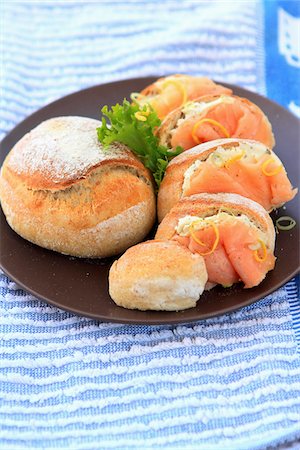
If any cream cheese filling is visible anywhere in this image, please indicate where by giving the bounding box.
[177,95,235,126]
[182,142,271,193]
[175,212,266,246]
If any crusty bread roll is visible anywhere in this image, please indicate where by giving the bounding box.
[157,138,297,221]
[0,116,156,258]
[109,240,208,311]
[156,193,276,289]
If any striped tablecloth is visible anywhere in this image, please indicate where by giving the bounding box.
[1,1,300,449]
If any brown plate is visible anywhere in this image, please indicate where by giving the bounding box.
[0,77,299,324]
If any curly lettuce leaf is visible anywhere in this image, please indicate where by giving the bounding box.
[97,99,182,187]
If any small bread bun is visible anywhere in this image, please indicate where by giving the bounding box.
[0,116,156,258]
[157,138,297,221]
[109,240,208,311]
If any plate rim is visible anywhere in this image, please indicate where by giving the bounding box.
[1,260,299,324]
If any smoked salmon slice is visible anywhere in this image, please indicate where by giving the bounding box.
[157,139,297,221]
[155,193,276,289]
[174,217,275,288]
[183,145,296,211]
[157,94,275,150]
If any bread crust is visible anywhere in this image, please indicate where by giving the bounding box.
[109,240,208,311]
[4,116,151,190]
[156,193,275,253]
[0,117,156,257]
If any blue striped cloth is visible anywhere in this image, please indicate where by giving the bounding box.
[1,1,300,449]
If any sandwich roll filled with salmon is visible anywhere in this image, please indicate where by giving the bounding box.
[109,240,208,311]
[157,138,297,221]
[157,94,275,150]
[133,74,232,119]
[156,193,276,289]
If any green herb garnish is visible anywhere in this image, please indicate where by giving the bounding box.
[97,99,182,188]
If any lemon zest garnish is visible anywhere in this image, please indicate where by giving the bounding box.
[253,239,267,262]
[189,219,206,246]
[191,118,230,144]
[224,149,245,168]
[161,80,187,107]
[189,219,220,256]
[261,157,283,176]
[134,111,148,121]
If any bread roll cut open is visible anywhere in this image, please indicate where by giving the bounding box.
[157,138,297,221]
[156,94,275,150]
[0,116,156,258]
[109,240,208,311]
[156,193,276,289]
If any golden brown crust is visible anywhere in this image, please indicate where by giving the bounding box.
[156,108,183,148]
[156,109,183,148]
[4,116,151,190]
[109,240,208,311]
[0,117,156,258]
[156,193,275,252]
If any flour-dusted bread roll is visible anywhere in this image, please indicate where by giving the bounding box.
[0,116,156,257]
[109,240,208,311]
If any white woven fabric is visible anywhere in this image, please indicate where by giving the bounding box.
[0,1,299,449]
